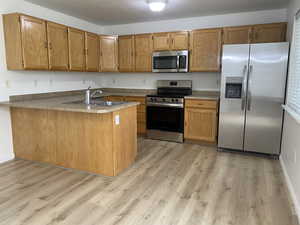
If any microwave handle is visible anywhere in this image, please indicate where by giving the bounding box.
[177,55,180,72]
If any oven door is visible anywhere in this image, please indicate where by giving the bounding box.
[152,51,178,73]
[146,105,184,133]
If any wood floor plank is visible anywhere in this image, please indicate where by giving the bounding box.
[0,138,298,225]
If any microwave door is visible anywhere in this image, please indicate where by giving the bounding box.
[153,55,178,73]
[178,55,188,72]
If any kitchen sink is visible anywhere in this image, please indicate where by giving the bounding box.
[63,100,125,107]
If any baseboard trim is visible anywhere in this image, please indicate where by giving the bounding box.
[280,156,300,223]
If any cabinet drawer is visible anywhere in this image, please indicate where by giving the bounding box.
[105,96,124,102]
[185,99,217,109]
[124,96,146,104]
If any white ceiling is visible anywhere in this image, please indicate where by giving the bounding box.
[25,0,289,26]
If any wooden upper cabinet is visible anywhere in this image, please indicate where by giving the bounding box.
[20,15,49,70]
[153,32,170,51]
[99,35,118,72]
[170,31,189,50]
[189,28,222,72]
[252,23,287,43]
[85,32,100,72]
[118,35,135,72]
[223,26,252,44]
[47,22,69,71]
[135,34,153,72]
[68,28,85,71]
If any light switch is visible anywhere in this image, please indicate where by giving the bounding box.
[115,115,120,125]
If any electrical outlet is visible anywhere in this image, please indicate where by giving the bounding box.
[115,115,120,125]
[34,80,38,87]
[49,79,53,86]
[112,79,116,84]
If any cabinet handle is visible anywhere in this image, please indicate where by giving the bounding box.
[44,41,48,48]
[49,43,53,50]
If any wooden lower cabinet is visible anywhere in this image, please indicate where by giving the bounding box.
[11,107,137,176]
[184,99,218,143]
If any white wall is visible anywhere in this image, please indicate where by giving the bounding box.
[99,8,287,91]
[103,9,287,35]
[0,0,105,163]
[280,0,300,220]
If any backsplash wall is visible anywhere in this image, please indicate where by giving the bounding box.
[98,72,220,91]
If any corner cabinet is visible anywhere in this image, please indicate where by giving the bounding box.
[252,23,287,43]
[3,13,49,70]
[189,28,222,72]
[68,28,85,71]
[135,34,153,72]
[99,35,118,72]
[184,99,218,143]
[47,22,69,71]
[118,35,135,72]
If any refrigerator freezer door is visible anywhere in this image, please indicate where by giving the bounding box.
[218,44,250,150]
[244,43,289,155]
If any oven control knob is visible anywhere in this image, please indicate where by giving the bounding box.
[162,98,166,102]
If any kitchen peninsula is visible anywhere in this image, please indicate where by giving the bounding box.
[1,94,139,176]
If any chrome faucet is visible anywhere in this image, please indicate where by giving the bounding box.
[85,86,103,105]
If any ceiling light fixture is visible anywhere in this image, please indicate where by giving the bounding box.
[148,0,167,12]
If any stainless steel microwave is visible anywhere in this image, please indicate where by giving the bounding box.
[152,50,189,73]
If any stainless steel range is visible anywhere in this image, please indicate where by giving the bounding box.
[146,80,192,143]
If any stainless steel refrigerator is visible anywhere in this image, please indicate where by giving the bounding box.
[218,43,289,155]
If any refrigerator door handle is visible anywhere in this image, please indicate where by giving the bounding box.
[247,65,253,111]
[241,65,248,110]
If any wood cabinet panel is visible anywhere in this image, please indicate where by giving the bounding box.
[118,35,135,72]
[184,108,217,142]
[252,23,287,43]
[170,31,189,50]
[20,15,49,70]
[68,28,85,71]
[189,28,222,72]
[113,106,137,174]
[185,99,217,109]
[153,32,170,51]
[100,35,118,72]
[137,122,146,135]
[85,32,100,72]
[135,34,153,72]
[223,26,252,44]
[47,22,69,71]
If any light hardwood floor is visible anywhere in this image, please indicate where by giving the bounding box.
[0,138,298,225]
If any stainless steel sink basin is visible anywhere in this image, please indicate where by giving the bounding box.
[64,100,125,107]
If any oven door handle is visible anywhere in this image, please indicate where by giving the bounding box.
[147,103,184,108]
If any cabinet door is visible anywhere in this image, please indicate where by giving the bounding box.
[47,22,69,71]
[85,32,100,72]
[189,28,222,72]
[223,26,252,44]
[153,32,170,51]
[252,23,287,43]
[68,28,85,71]
[170,31,189,50]
[135,34,153,72]
[118,35,135,72]
[20,15,48,70]
[184,108,217,142]
[100,36,118,72]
